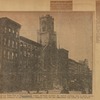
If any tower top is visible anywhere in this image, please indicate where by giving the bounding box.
[39,14,54,34]
[40,14,54,21]
[37,15,56,47]
[0,17,21,29]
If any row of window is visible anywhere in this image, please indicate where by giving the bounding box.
[20,61,34,66]
[20,51,36,57]
[23,51,31,57]
[4,38,18,49]
[20,42,37,50]
[3,50,18,60]
[4,27,19,38]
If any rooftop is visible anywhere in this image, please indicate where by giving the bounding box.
[20,36,42,47]
[0,17,21,28]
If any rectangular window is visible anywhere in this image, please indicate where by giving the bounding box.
[16,31,19,38]
[12,40,15,48]
[4,38,6,46]
[20,42,23,47]
[0,62,1,69]
[8,39,10,47]
[3,50,6,58]
[16,42,18,49]
[12,30,15,34]
[27,52,30,57]
[9,28,11,32]
[20,51,23,55]
[8,51,10,60]
[15,53,18,58]
[24,51,27,56]
[12,52,14,60]
[24,44,27,48]
[28,45,31,49]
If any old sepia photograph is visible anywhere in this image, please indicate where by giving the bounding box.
[0,11,93,94]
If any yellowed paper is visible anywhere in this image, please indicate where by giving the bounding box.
[0,0,97,100]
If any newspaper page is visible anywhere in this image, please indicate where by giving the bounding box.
[0,0,97,100]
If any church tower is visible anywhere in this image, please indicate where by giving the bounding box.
[37,15,58,89]
[37,15,57,48]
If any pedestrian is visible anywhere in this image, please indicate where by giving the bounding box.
[46,89,48,94]
[88,88,92,94]
[27,90,30,94]
[81,87,86,94]
[61,86,69,94]
[36,88,39,93]
[36,83,40,94]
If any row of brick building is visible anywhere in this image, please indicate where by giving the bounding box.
[0,15,92,93]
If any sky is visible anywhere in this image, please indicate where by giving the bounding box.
[0,12,93,69]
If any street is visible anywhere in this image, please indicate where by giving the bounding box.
[8,90,82,94]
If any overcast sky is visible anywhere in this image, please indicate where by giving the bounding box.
[0,12,93,69]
